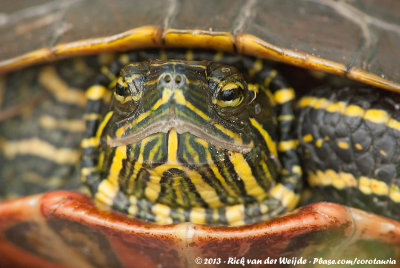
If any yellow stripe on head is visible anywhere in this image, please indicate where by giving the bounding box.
[249,118,277,158]
[167,128,178,163]
[95,180,118,206]
[96,111,113,139]
[228,152,267,200]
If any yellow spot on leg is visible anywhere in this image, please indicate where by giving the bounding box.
[370,179,389,195]
[302,134,313,143]
[86,85,107,101]
[274,88,295,104]
[344,105,364,117]
[278,140,299,152]
[315,139,323,147]
[326,102,346,113]
[364,109,389,124]
[337,141,349,149]
[359,176,372,195]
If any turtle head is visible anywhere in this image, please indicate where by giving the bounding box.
[87,59,280,225]
[105,60,260,155]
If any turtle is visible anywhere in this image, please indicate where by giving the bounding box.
[0,0,400,267]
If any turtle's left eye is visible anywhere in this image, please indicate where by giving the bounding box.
[208,63,249,115]
[115,78,131,99]
[214,82,245,108]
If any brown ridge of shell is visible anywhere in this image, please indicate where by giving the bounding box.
[0,191,399,267]
[0,26,399,93]
[163,28,235,52]
[0,26,164,75]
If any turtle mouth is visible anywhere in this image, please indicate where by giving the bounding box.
[107,119,253,153]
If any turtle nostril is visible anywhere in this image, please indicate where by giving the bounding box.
[164,74,172,83]
[175,74,182,84]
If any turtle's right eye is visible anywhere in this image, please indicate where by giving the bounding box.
[112,76,141,115]
[115,80,129,97]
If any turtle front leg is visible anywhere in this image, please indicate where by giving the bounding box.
[296,86,400,219]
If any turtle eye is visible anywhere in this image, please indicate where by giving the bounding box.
[214,82,245,108]
[115,78,130,98]
[112,76,141,115]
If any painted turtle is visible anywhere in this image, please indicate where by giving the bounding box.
[0,0,400,267]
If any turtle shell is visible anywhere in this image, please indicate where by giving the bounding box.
[1,0,400,91]
[1,0,400,267]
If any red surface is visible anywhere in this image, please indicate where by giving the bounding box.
[0,191,399,267]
